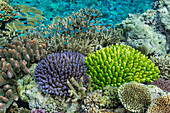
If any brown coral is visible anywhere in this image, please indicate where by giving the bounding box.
[0,38,47,80]
[147,95,170,113]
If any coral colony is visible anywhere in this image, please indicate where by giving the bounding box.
[0,0,170,113]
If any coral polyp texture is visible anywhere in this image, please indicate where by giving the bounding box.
[0,38,47,80]
[150,55,170,80]
[85,43,160,90]
[147,95,170,113]
[34,51,89,98]
[118,82,152,112]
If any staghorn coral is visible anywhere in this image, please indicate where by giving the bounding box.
[150,55,170,80]
[147,78,170,92]
[85,43,160,90]
[46,7,122,56]
[34,51,89,98]
[118,82,152,113]
[147,95,170,113]
[67,76,91,102]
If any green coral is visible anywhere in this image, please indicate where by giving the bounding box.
[85,43,160,90]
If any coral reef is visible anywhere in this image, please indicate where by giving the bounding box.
[146,78,170,92]
[118,15,167,56]
[34,51,89,98]
[46,7,122,56]
[147,95,170,113]
[150,55,170,80]
[85,43,160,90]
[118,82,152,112]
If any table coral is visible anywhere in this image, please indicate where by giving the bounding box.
[118,82,152,112]
[85,43,160,90]
[34,51,89,98]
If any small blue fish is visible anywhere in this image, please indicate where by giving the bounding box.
[36,17,41,19]
[20,12,27,16]
[92,14,98,16]
[27,12,35,16]
[90,20,95,23]
[71,30,75,33]
[12,11,17,13]
[16,29,22,32]
[82,36,85,38]
[72,15,76,18]
[6,14,11,16]
[38,20,42,22]
[30,9,35,11]
[0,18,3,21]
[64,28,68,31]
[26,33,30,35]
[44,33,49,38]
[0,11,5,14]
[19,34,25,36]
[64,42,68,45]
[19,24,23,26]
[87,27,91,29]
[14,16,19,19]
[92,23,98,25]
[95,29,100,32]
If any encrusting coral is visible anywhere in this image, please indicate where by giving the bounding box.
[147,78,170,92]
[150,55,170,80]
[34,51,89,98]
[85,43,160,90]
[118,82,152,113]
[147,95,170,113]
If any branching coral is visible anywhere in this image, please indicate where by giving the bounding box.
[67,76,91,102]
[147,95,170,113]
[118,82,152,112]
[34,51,89,98]
[85,43,160,90]
[46,7,122,56]
[150,55,170,80]
[0,38,47,80]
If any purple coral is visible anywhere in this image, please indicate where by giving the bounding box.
[34,51,89,98]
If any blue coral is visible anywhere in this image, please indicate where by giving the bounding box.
[34,51,89,98]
